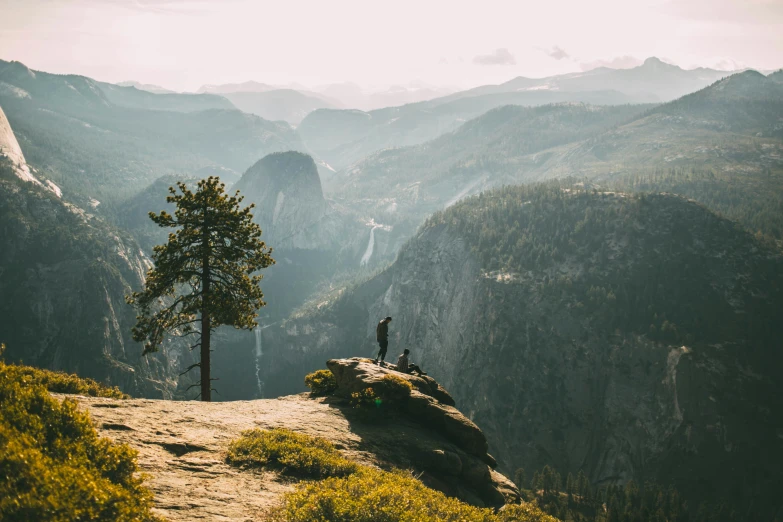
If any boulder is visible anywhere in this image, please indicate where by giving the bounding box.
[406,391,489,458]
[327,357,455,405]
[422,449,463,476]
[489,469,522,505]
[324,357,516,508]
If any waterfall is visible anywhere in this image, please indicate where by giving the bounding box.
[360,226,377,266]
[253,324,264,399]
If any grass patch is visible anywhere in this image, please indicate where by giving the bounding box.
[304,369,337,396]
[226,428,358,478]
[229,428,557,522]
[271,466,557,522]
[0,346,158,521]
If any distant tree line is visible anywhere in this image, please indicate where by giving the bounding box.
[518,465,751,522]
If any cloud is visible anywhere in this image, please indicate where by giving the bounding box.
[473,48,516,66]
[580,55,643,71]
[706,58,749,71]
[664,0,783,25]
[91,0,216,14]
[545,46,570,60]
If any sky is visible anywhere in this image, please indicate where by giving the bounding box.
[0,0,781,92]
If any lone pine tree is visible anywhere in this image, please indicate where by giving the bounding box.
[127,177,274,401]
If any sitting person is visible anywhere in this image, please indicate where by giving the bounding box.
[396,348,427,376]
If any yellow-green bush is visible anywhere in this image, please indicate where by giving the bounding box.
[0,356,158,521]
[272,467,558,521]
[226,428,358,478]
[497,503,560,522]
[272,467,498,522]
[350,387,381,409]
[0,344,128,399]
[304,369,337,396]
[378,374,414,400]
[230,428,557,522]
[1,363,128,399]
[350,376,413,415]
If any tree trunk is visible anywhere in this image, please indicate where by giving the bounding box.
[201,313,211,401]
[201,198,212,402]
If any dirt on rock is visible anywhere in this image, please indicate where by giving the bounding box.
[68,393,371,521]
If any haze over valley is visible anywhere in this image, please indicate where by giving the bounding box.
[1,1,782,520]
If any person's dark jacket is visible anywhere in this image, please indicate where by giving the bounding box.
[376,320,388,342]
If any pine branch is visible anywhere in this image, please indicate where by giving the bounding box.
[179,362,201,376]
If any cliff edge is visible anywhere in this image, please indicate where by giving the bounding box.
[69,358,519,521]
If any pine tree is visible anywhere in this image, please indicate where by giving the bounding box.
[514,468,527,489]
[532,471,541,492]
[127,177,274,401]
[566,471,575,501]
[576,469,590,501]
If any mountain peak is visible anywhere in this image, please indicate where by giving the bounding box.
[641,56,678,69]
[242,151,322,192]
[232,151,326,244]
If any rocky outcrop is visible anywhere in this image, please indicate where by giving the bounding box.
[325,357,516,507]
[327,356,455,406]
[68,375,520,520]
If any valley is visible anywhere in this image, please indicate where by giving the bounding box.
[1,50,782,520]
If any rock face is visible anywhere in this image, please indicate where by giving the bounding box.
[0,105,58,196]
[232,151,332,250]
[0,158,191,398]
[260,190,783,518]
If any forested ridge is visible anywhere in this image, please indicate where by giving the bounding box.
[425,181,783,349]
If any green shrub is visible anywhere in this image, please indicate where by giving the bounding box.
[350,387,381,409]
[0,354,159,521]
[228,427,556,522]
[1,363,128,399]
[349,376,413,418]
[226,428,358,478]
[304,369,337,396]
[273,466,498,522]
[377,374,414,401]
[0,343,128,399]
[497,503,560,522]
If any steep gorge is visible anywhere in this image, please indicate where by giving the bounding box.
[259,185,783,517]
[0,106,191,398]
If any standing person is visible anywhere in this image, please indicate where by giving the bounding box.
[396,348,426,376]
[375,316,392,363]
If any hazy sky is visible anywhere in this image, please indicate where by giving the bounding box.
[0,0,781,92]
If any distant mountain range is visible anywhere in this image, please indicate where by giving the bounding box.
[219,90,338,125]
[328,69,783,240]
[438,57,737,105]
[0,59,305,206]
[116,80,175,94]
[296,58,758,170]
[197,79,455,112]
